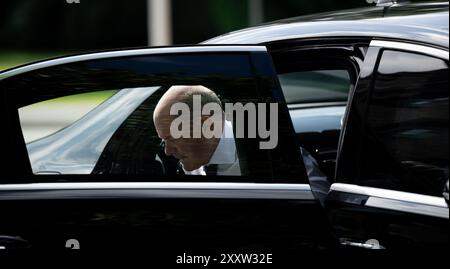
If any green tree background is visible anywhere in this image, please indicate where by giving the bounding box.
[0,0,369,50]
[0,0,438,69]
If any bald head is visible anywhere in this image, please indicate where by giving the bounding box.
[153,85,222,171]
[153,85,221,120]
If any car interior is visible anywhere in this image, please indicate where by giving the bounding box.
[268,42,367,181]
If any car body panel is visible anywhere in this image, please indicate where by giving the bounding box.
[204,3,449,48]
[205,2,449,249]
[329,38,449,249]
[0,2,448,252]
[0,45,335,252]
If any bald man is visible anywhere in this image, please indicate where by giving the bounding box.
[153,85,241,176]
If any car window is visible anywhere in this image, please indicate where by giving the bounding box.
[271,48,359,182]
[19,90,118,143]
[279,70,350,104]
[4,51,306,183]
[23,87,160,174]
[360,49,449,196]
[280,70,350,181]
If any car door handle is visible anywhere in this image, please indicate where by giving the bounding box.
[339,238,385,249]
[0,235,31,250]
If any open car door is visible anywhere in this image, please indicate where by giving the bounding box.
[0,45,334,256]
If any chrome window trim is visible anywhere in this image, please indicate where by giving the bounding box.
[331,183,449,219]
[0,46,267,80]
[287,101,347,110]
[0,182,310,190]
[370,40,449,60]
[0,182,314,201]
[366,197,449,219]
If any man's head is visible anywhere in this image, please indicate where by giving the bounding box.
[153,85,222,171]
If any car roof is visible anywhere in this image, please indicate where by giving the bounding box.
[204,2,449,49]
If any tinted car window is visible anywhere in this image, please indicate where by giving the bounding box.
[4,52,305,183]
[278,70,350,104]
[361,50,449,196]
[19,90,118,143]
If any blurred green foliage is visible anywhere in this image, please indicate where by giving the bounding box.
[0,0,372,51]
[0,51,74,71]
[28,90,118,106]
[0,0,440,70]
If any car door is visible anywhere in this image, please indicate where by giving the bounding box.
[0,46,334,255]
[328,39,449,249]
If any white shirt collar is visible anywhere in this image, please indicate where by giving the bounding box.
[182,120,240,176]
[208,120,237,165]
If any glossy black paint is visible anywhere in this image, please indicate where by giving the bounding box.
[0,1,448,252]
[336,46,381,183]
[204,2,449,48]
[339,48,449,197]
[0,81,31,182]
[204,1,449,250]
[0,197,332,252]
[0,47,333,252]
[331,40,448,248]
[325,194,448,249]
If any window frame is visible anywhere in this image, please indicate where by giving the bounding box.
[267,38,370,182]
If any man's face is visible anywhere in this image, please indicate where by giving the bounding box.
[154,114,212,171]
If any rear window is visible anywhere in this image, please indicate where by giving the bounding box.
[360,50,449,196]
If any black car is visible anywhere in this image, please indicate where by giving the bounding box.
[0,0,448,253]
